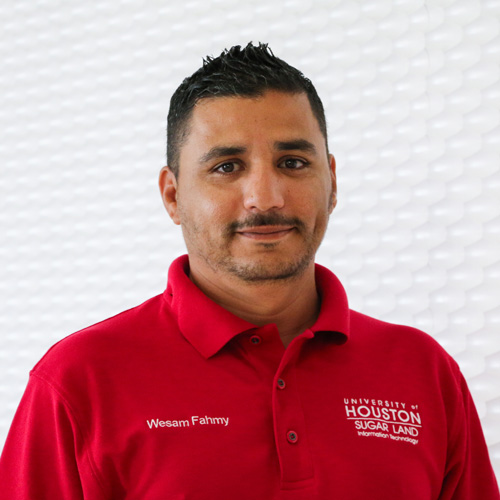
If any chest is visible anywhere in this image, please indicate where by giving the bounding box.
[84,344,448,499]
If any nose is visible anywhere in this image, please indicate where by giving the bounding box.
[242,166,285,212]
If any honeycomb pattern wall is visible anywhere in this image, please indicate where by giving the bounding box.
[1,0,499,479]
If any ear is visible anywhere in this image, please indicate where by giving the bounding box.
[158,166,181,225]
[328,153,337,213]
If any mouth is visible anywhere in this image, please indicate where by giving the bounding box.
[236,226,295,240]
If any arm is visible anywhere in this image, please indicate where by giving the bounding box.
[0,374,105,499]
[439,372,499,499]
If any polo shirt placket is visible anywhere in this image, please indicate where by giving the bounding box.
[243,322,317,490]
[272,331,315,490]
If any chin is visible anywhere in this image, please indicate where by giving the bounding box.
[223,254,314,283]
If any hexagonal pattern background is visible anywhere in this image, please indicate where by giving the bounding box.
[1,0,499,480]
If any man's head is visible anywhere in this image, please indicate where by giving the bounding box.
[160,43,336,284]
[166,42,328,178]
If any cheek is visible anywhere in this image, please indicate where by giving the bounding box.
[201,201,233,227]
[180,189,236,228]
[291,186,329,216]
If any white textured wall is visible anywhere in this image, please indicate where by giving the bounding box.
[1,0,499,479]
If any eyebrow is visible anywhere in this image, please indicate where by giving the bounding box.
[198,138,318,164]
[274,139,318,155]
[199,146,247,164]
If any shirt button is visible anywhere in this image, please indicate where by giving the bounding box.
[277,378,286,390]
[287,430,298,444]
[250,335,262,345]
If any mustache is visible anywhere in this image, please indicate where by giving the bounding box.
[227,213,306,233]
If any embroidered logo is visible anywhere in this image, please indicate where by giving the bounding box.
[344,397,422,445]
[146,415,230,429]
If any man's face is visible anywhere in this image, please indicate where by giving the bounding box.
[160,90,337,283]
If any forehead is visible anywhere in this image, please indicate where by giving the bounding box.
[179,91,325,163]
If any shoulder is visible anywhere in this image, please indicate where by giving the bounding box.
[348,309,460,373]
[31,293,173,384]
[350,308,447,348]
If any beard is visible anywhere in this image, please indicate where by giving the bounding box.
[180,209,329,284]
[216,212,319,283]
[179,189,334,284]
[219,248,315,283]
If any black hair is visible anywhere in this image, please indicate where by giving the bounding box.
[166,42,328,177]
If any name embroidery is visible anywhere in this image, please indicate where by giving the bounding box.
[146,415,229,429]
[344,397,422,445]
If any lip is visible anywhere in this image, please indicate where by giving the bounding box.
[236,226,295,240]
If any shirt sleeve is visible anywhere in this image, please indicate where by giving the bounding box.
[439,371,500,499]
[0,373,105,499]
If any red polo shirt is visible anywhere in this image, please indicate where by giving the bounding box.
[0,255,498,499]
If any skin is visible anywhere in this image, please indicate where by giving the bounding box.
[159,90,337,347]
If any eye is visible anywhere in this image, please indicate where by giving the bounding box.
[279,158,309,169]
[213,162,240,174]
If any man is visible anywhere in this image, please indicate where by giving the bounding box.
[0,42,498,499]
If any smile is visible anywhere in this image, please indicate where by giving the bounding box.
[236,226,295,240]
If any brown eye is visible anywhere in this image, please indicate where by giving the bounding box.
[280,158,307,169]
[214,162,239,173]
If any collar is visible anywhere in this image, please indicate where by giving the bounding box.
[163,255,350,359]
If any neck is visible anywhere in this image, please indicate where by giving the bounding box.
[188,256,320,348]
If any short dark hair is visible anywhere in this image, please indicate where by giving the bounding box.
[166,42,328,177]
